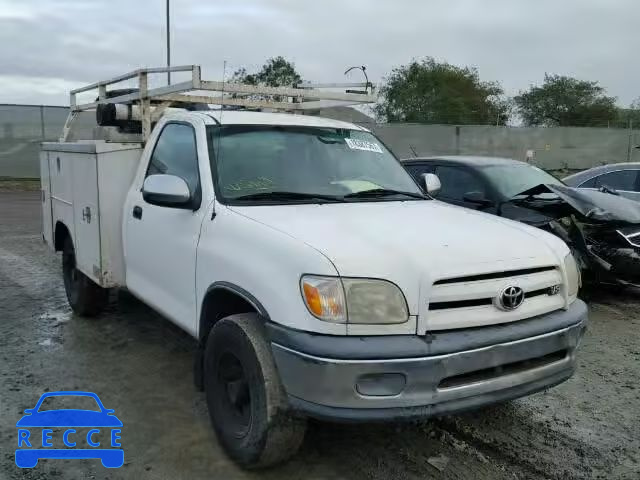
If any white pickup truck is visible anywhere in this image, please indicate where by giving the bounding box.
[41,66,587,468]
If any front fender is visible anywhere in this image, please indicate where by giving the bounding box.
[195,206,345,336]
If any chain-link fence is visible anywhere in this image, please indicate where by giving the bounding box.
[369,123,640,171]
[0,104,69,178]
[2,103,639,179]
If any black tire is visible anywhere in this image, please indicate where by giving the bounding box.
[204,313,306,469]
[62,237,107,317]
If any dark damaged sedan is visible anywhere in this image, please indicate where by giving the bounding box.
[403,156,640,287]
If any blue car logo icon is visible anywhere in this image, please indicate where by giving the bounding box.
[16,391,123,468]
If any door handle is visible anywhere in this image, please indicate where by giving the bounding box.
[132,206,143,220]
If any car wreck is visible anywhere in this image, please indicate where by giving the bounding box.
[402,156,640,288]
[511,183,640,287]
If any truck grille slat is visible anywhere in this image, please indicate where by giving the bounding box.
[429,287,553,311]
[433,266,556,285]
[429,298,493,311]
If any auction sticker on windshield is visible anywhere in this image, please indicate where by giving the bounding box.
[344,138,383,153]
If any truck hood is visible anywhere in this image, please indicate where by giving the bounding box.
[230,200,565,314]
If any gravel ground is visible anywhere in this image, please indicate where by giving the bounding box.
[1,190,638,480]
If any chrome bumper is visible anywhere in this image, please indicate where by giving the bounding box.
[270,300,588,421]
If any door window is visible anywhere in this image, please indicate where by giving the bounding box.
[579,176,598,188]
[146,123,200,195]
[587,170,639,191]
[435,166,486,201]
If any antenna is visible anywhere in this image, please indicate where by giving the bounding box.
[219,60,227,119]
[344,66,371,94]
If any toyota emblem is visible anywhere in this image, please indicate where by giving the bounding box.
[498,286,525,311]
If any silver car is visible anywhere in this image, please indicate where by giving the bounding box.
[564,163,640,202]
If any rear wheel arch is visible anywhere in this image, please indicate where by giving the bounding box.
[61,235,107,317]
[54,221,71,252]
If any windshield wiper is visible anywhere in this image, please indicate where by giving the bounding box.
[233,191,346,203]
[344,188,426,200]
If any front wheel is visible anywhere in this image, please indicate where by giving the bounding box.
[62,237,107,317]
[204,313,306,469]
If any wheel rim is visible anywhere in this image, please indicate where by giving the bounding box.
[216,351,252,438]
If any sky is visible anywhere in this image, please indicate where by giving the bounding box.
[0,0,638,107]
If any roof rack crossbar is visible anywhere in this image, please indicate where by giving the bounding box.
[156,93,305,111]
[64,64,376,141]
[70,65,376,110]
[70,65,198,96]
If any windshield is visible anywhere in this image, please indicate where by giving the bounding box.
[482,164,564,199]
[207,125,422,203]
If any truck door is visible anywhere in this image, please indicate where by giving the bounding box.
[123,121,207,335]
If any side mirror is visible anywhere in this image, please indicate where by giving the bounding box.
[421,173,441,196]
[142,174,192,208]
[463,191,493,206]
[23,409,34,415]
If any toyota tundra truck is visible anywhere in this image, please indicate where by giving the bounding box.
[40,66,587,468]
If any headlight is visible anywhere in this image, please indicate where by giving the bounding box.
[300,276,346,323]
[301,276,409,325]
[564,253,580,298]
[343,278,409,324]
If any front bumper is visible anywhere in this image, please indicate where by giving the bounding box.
[269,300,588,422]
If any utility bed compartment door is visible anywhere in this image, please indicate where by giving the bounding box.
[71,154,101,283]
[40,150,53,247]
[43,141,142,288]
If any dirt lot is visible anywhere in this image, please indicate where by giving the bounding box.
[1,190,639,480]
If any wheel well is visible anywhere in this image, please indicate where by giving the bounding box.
[198,287,261,343]
[54,222,71,252]
[194,286,267,391]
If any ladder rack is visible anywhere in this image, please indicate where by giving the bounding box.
[65,65,376,141]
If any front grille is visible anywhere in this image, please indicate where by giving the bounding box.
[433,266,556,285]
[429,287,557,311]
[426,267,564,330]
[437,349,568,389]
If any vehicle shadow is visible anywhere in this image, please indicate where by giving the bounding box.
[289,396,601,480]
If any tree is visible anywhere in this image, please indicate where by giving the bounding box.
[375,58,510,125]
[231,56,302,88]
[514,74,617,127]
[613,97,640,128]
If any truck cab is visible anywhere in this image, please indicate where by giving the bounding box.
[41,66,588,469]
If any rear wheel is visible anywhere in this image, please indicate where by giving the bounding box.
[62,237,107,316]
[204,313,306,469]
